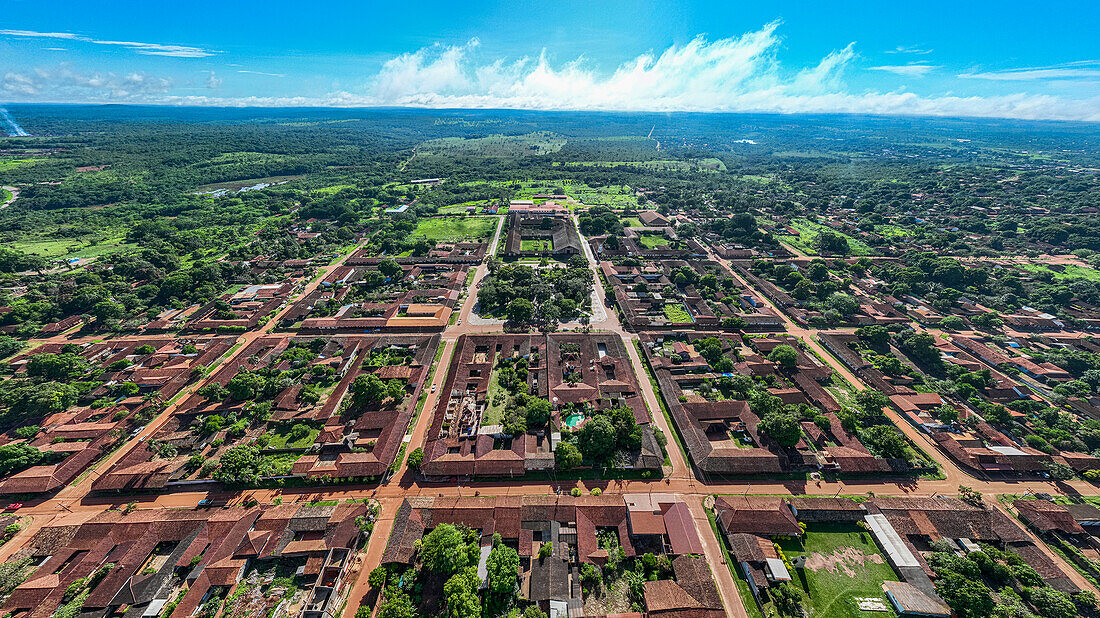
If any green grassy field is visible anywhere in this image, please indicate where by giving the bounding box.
[0,157,42,170]
[638,233,670,249]
[411,217,497,242]
[10,232,137,260]
[620,217,644,228]
[664,303,693,323]
[448,179,639,209]
[418,132,565,157]
[876,224,910,238]
[778,218,874,256]
[776,524,899,618]
[515,180,635,207]
[1018,263,1100,282]
[572,183,639,207]
[521,239,553,252]
[438,201,490,214]
[312,183,357,194]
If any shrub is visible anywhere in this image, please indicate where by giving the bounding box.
[407,447,424,470]
[369,566,387,589]
[13,425,39,439]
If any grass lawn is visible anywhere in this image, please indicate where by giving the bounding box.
[482,368,508,426]
[663,303,694,324]
[411,216,497,242]
[521,239,553,251]
[638,233,670,249]
[620,217,644,228]
[265,423,321,449]
[778,218,874,257]
[776,523,899,618]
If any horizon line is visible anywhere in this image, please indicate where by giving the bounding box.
[3,102,1099,125]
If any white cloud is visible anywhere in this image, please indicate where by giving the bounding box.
[90,39,214,58]
[2,72,39,96]
[959,61,1100,81]
[869,64,939,77]
[206,71,222,89]
[886,45,933,55]
[358,23,800,110]
[2,67,172,99]
[237,70,285,78]
[0,30,80,40]
[0,28,215,57]
[792,43,856,93]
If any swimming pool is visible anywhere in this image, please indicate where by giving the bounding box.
[563,412,585,429]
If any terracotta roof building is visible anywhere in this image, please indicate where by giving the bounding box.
[381,494,722,616]
[1,503,367,618]
[421,334,659,478]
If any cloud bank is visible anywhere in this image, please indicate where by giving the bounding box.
[3,22,1098,121]
[315,24,1095,121]
[3,66,172,98]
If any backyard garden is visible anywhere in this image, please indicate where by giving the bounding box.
[663,303,694,324]
[773,523,899,618]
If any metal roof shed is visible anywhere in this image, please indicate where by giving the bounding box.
[865,514,920,569]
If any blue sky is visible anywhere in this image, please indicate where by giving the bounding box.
[1,0,1098,120]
